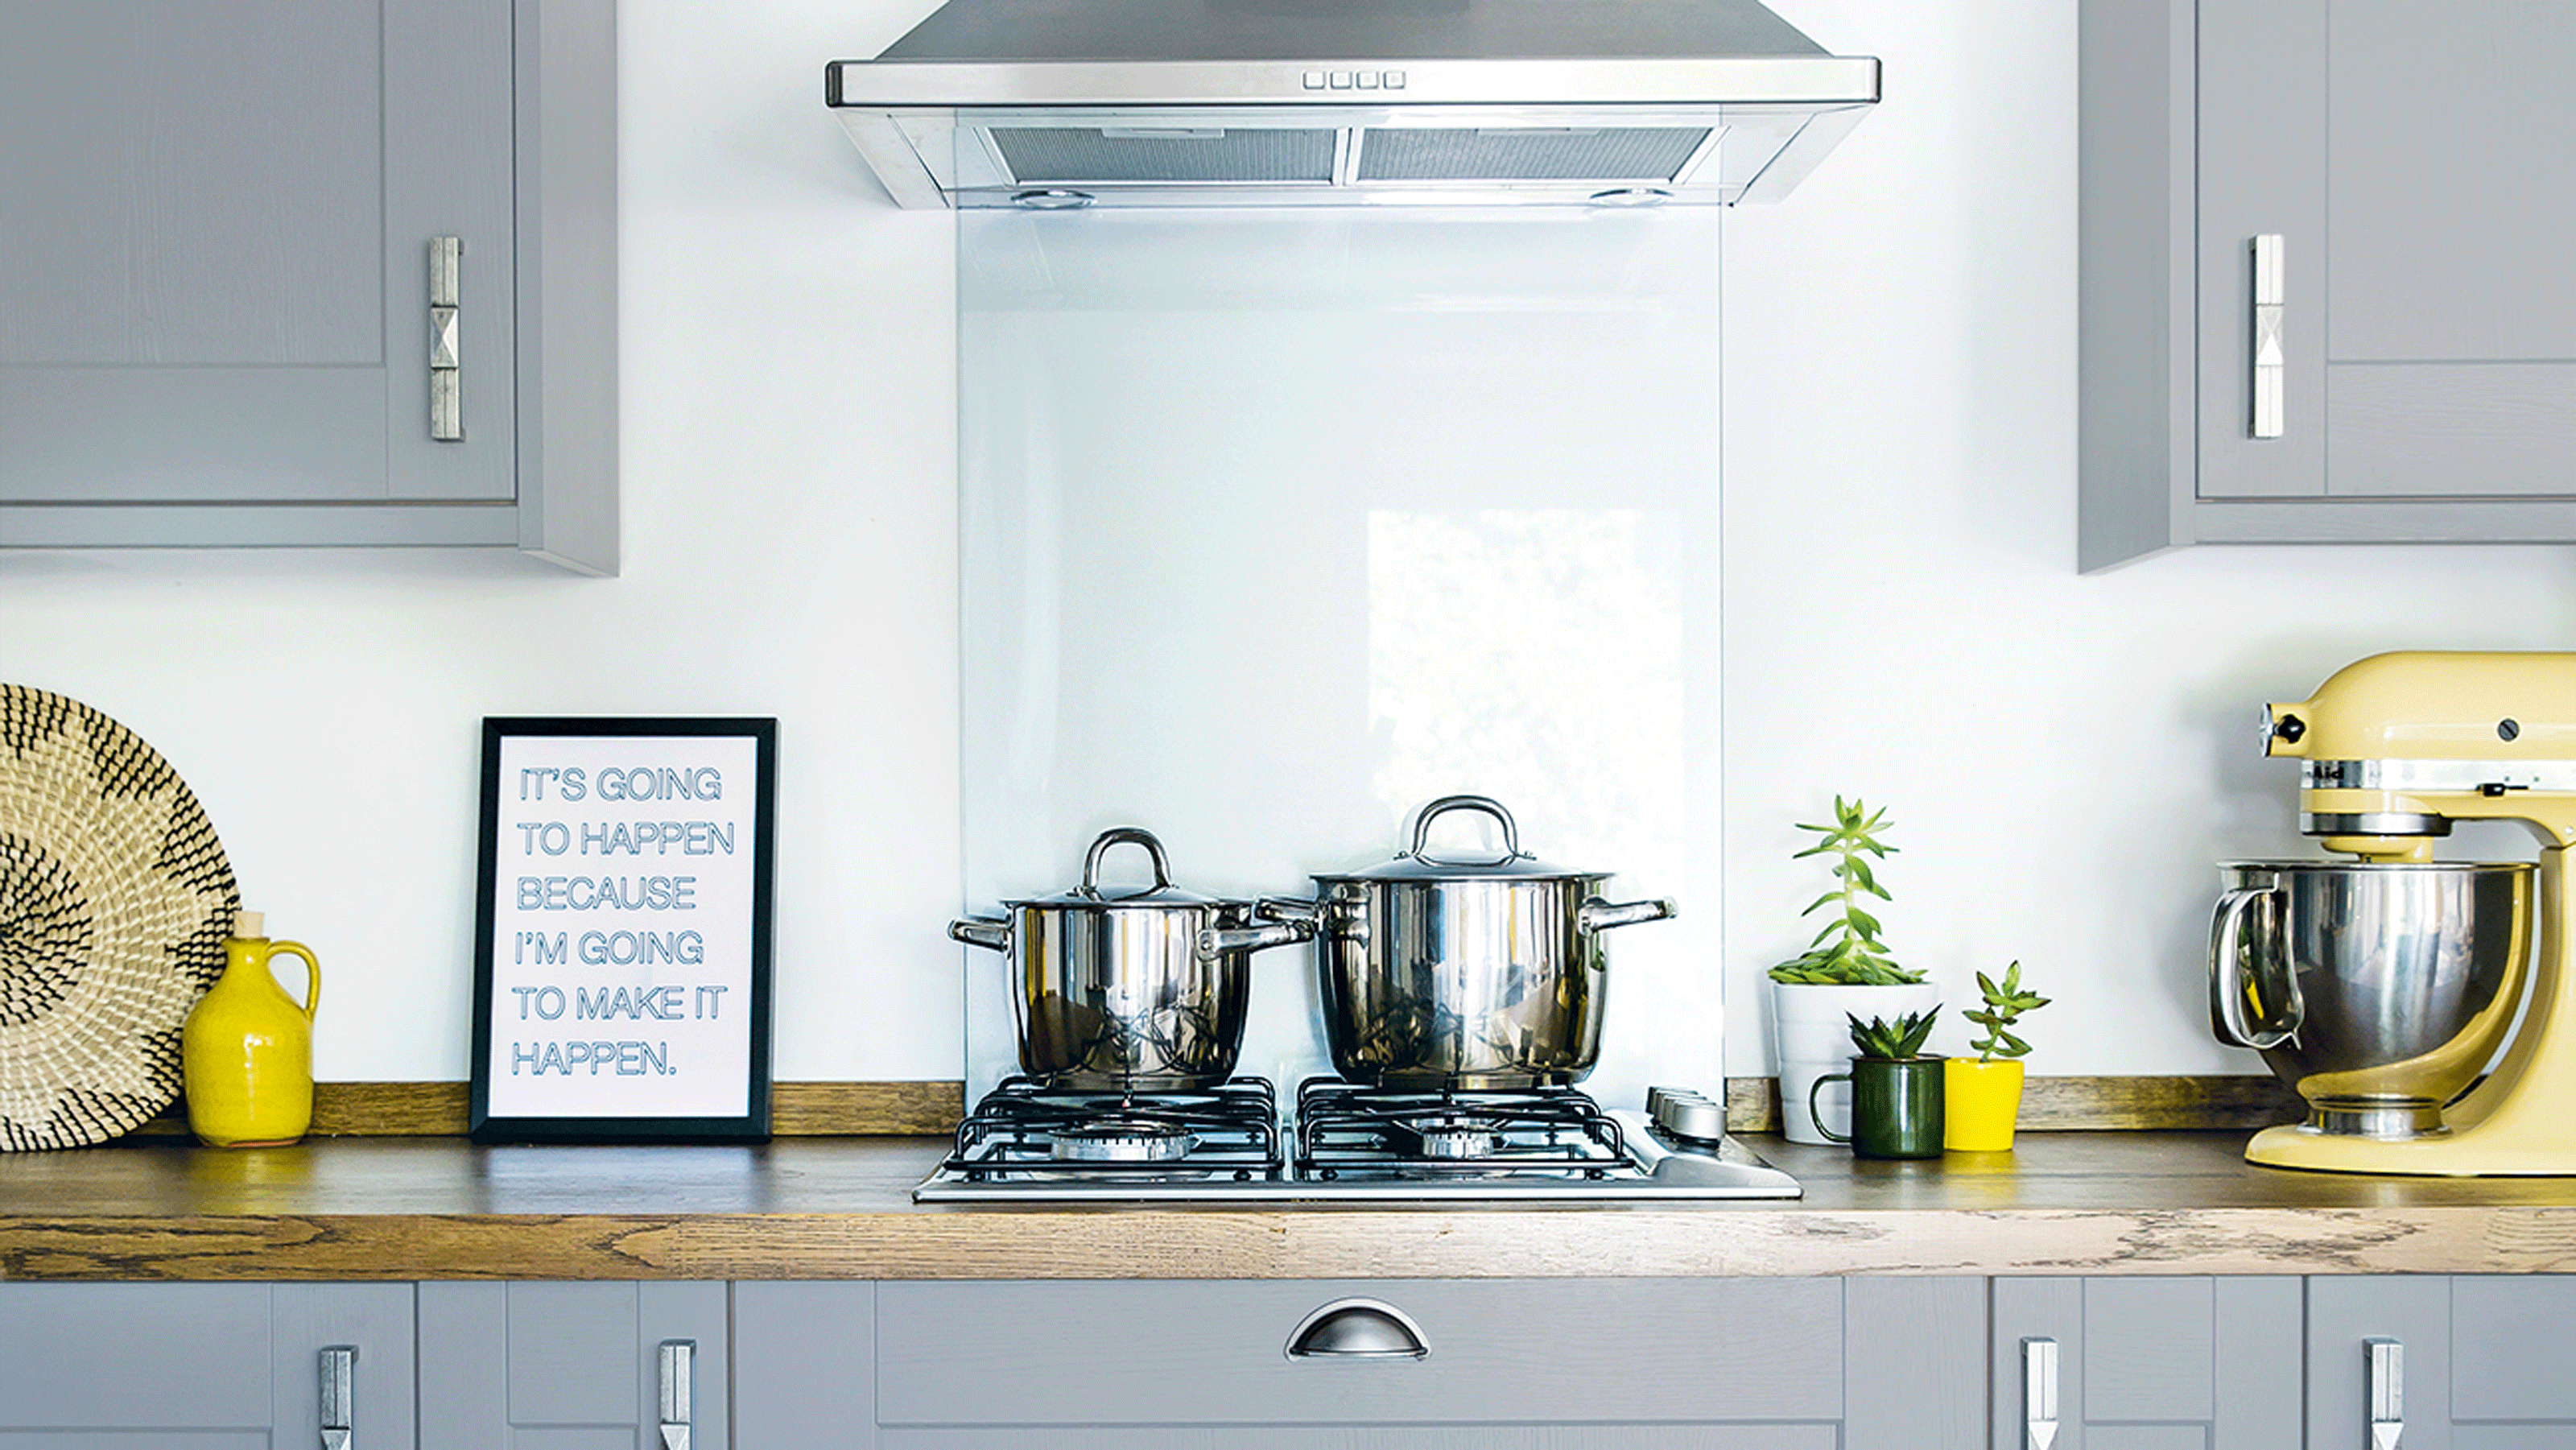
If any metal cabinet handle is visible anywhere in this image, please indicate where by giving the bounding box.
[1285,1299,1429,1360]
[319,1345,357,1450]
[2251,233,2285,439]
[2367,1337,2404,1450]
[2022,1336,2059,1450]
[658,1340,696,1450]
[430,237,462,441]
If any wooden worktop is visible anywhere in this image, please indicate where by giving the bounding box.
[6,1131,2576,1282]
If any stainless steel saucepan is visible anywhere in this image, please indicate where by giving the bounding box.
[952,828,1310,1090]
[1260,795,1676,1089]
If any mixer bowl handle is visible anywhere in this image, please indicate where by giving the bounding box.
[2209,884,2301,1051]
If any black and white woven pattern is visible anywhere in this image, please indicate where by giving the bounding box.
[1,685,238,1150]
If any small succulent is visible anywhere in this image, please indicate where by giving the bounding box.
[1846,1008,1940,1061]
[1966,961,2050,1062]
[1766,796,1928,985]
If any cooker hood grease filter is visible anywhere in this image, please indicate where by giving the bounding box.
[827,0,1878,209]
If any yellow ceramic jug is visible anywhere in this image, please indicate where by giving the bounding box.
[182,911,320,1146]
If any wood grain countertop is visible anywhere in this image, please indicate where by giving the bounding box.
[7,1130,2576,1282]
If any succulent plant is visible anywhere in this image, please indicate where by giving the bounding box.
[1845,1007,1940,1061]
[1766,795,1928,985]
[1966,961,2050,1062]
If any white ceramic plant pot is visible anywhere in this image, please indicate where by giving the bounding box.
[1771,980,1942,1146]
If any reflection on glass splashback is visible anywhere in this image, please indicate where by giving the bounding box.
[959,208,1721,1108]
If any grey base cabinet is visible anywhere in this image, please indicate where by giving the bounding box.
[419,1281,730,1450]
[2310,1275,2576,1449]
[0,1282,415,1448]
[2078,0,2576,569]
[799,1278,1984,1450]
[0,0,618,574]
[1990,1277,2301,1450]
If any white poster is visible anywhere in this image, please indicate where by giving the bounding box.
[473,721,773,1138]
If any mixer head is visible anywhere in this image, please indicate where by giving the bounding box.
[2260,651,2576,857]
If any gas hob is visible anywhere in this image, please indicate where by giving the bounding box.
[913,1076,1801,1203]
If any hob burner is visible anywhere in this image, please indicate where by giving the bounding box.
[1051,1119,1200,1163]
[1391,1113,1505,1161]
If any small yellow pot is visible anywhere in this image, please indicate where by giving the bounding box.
[1942,1057,2025,1152]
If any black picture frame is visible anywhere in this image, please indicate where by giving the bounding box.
[469,717,777,1143]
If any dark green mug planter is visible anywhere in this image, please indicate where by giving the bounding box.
[1809,1055,1946,1159]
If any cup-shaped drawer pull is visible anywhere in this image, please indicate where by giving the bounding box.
[1285,1299,1429,1360]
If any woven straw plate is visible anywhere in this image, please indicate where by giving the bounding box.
[1,685,238,1150]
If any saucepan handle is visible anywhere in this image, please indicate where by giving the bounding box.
[1410,795,1521,865]
[2208,885,2297,1050]
[1198,919,1315,959]
[1257,896,1320,924]
[1083,827,1173,894]
[1579,897,1678,933]
[949,917,1012,953]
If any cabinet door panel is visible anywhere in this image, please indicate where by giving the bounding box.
[734,1282,876,1447]
[506,1282,642,1427]
[0,0,514,507]
[2326,365,2576,497]
[2083,1278,2214,1422]
[0,1283,271,1429]
[1844,1278,1983,1450]
[2195,0,2329,500]
[0,2,382,367]
[2308,1276,2450,1450]
[2326,0,2576,364]
[2083,1431,2208,1450]
[2451,1275,2576,1422]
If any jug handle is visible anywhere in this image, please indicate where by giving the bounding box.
[2208,886,2297,1050]
[269,940,322,1023]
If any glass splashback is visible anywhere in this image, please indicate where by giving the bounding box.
[958,207,1723,1108]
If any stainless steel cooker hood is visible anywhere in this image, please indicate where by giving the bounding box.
[825,0,1878,209]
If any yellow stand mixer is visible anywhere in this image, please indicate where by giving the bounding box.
[2215,651,2576,1175]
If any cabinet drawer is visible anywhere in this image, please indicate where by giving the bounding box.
[877,1279,1842,1427]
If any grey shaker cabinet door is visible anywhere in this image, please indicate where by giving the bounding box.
[2078,0,2576,569]
[0,0,617,573]
[417,1281,729,1450]
[1990,1276,2301,1450]
[2311,1274,2576,1449]
[0,1281,415,1448]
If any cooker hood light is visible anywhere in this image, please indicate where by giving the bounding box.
[826,0,1878,209]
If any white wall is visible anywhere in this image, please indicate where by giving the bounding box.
[0,0,966,1082]
[1,0,2567,1085]
[1722,0,2576,1075]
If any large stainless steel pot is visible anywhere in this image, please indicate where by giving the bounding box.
[2210,860,2534,1138]
[952,828,1309,1090]
[1262,795,1677,1089]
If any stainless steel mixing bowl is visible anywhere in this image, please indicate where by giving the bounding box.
[2210,861,2535,1137]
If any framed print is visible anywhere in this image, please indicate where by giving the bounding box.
[469,717,777,1142]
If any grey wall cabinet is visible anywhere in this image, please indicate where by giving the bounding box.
[0,0,617,574]
[418,1281,730,1450]
[2079,0,2576,570]
[0,1281,416,1448]
[1989,1277,2302,1450]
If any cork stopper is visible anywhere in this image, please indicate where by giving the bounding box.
[231,910,265,940]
